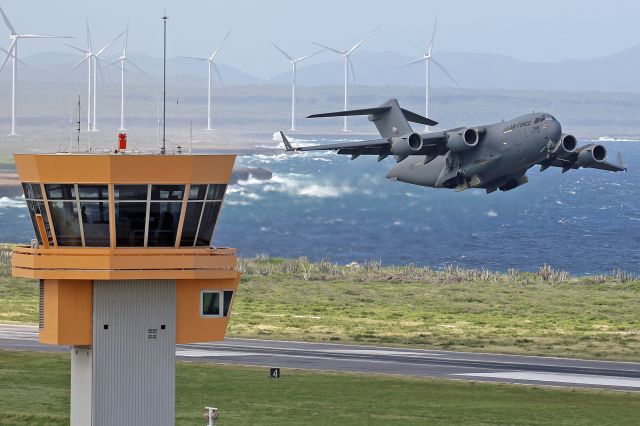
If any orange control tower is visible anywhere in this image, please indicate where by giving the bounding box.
[12,153,240,426]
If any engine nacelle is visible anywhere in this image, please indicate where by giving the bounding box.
[577,144,607,167]
[553,134,577,158]
[446,128,480,152]
[390,133,423,157]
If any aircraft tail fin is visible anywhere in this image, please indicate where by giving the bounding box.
[280,131,295,151]
[307,98,438,138]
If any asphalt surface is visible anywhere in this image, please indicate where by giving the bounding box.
[2,324,639,391]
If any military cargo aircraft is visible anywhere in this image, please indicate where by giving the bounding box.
[280,98,626,193]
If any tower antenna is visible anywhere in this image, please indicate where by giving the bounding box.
[76,95,81,152]
[161,11,168,155]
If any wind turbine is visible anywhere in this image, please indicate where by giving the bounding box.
[311,26,380,132]
[184,30,231,131]
[0,5,72,136]
[107,23,152,131]
[397,18,459,131]
[66,20,123,132]
[271,42,322,131]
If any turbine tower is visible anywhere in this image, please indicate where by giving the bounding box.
[271,42,322,131]
[184,30,231,131]
[108,24,152,131]
[311,26,379,132]
[0,5,72,136]
[397,18,459,131]
[66,20,122,132]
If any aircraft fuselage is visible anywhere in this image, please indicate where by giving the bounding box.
[386,113,562,191]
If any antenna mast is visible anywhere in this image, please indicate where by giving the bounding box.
[77,95,81,152]
[161,12,168,155]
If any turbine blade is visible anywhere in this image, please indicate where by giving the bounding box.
[127,58,153,82]
[65,43,89,54]
[431,58,460,88]
[212,62,225,86]
[428,16,438,55]
[0,6,16,34]
[8,45,27,68]
[347,25,381,55]
[309,41,344,55]
[18,34,73,39]
[104,58,123,68]
[183,56,209,61]
[0,43,14,73]
[396,56,427,69]
[97,31,125,56]
[271,41,293,61]
[210,29,231,59]
[94,53,112,65]
[64,55,90,76]
[85,18,93,52]
[0,40,26,70]
[123,22,129,55]
[295,49,324,63]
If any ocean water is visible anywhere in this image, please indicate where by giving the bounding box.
[1,138,638,274]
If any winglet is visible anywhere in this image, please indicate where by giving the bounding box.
[280,131,295,151]
[617,152,627,171]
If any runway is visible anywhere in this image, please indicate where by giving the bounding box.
[1,324,639,391]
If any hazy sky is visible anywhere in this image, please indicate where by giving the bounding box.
[1,0,639,78]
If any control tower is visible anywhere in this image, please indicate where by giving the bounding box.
[11,153,240,426]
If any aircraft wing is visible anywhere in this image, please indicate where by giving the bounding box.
[280,131,448,159]
[280,132,389,153]
[541,157,626,173]
[539,146,627,173]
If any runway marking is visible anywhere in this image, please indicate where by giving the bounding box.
[176,349,260,358]
[454,371,640,388]
[319,349,439,357]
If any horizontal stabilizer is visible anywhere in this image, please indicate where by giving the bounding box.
[307,106,438,126]
[307,107,391,119]
[401,108,438,126]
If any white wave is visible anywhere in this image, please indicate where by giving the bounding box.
[0,196,26,209]
[261,173,355,198]
[596,136,640,142]
[486,210,498,218]
[244,193,262,200]
[237,176,269,186]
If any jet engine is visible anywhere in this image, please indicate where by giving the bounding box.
[446,128,480,152]
[552,134,577,158]
[577,144,607,167]
[390,133,423,157]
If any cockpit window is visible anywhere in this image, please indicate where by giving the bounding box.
[535,115,555,124]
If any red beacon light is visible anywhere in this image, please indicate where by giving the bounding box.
[118,133,127,151]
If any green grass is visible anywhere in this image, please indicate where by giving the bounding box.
[0,349,638,425]
[2,252,640,361]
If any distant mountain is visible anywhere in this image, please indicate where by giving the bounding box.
[4,44,640,92]
[0,51,263,86]
[270,46,640,92]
